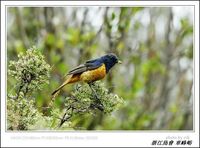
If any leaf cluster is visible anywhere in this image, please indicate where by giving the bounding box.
[8,47,51,96]
[7,47,51,130]
[60,82,124,126]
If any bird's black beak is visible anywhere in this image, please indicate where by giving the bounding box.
[118,60,122,64]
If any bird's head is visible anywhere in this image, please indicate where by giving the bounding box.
[101,53,122,73]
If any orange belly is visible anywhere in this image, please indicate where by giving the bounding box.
[80,64,106,83]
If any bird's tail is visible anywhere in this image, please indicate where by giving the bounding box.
[51,75,73,99]
[51,74,80,99]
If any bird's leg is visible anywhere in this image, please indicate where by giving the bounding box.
[88,82,104,111]
[75,84,82,91]
[88,82,99,100]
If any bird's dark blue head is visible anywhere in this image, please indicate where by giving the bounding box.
[101,53,121,73]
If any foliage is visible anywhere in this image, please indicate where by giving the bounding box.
[8,47,51,98]
[7,48,51,130]
[70,82,123,114]
[59,82,124,127]
[7,95,42,130]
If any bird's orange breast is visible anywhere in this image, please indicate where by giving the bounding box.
[80,64,106,83]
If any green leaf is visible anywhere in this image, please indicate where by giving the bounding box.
[111,12,115,20]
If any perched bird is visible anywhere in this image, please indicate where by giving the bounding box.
[51,53,121,98]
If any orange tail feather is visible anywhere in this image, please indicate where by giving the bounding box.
[51,74,80,98]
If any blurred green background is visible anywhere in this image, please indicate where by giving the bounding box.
[7,7,193,130]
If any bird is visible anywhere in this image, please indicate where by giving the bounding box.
[51,53,122,98]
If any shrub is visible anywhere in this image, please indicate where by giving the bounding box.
[7,47,50,130]
[59,82,124,127]
[8,47,51,99]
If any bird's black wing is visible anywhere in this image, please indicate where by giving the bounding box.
[67,60,103,75]
[86,58,99,63]
[67,64,87,75]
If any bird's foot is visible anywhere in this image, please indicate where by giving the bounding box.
[88,82,100,100]
[88,82,104,111]
[75,84,82,91]
[90,102,104,112]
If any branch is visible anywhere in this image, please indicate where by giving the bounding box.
[58,82,124,127]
